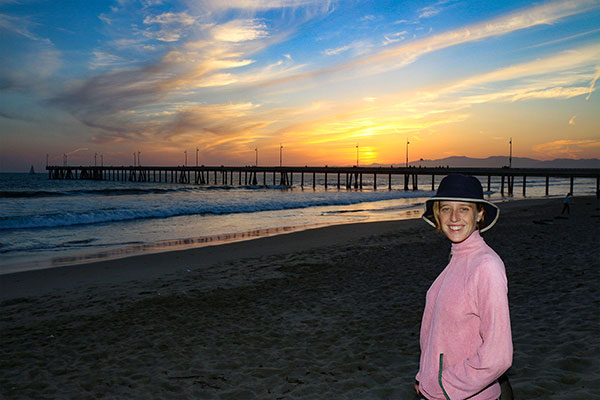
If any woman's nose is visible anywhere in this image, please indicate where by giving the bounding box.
[450,209,459,221]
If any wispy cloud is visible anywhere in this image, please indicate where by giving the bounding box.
[323,44,351,56]
[0,13,51,44]
[520,27,600,50]
[417,0,458,19]
[200,0,335,11]
[65,148,89,156]
[587,65,600,100]
[438,43,600,105]
[382,31,407,46]
[142,11,197,42]
[261,42,599,152]
[246,0,600,90]
[532,139,600,158]
[36,0,600,162]
[211,19,269,42]
[143,12,196,26]
[89,51,127,70]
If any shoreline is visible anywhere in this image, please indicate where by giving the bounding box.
[0,197,429,276]
[0,196,592,300]
[0,193,566,277]
[0,196,552,299]
[1,196,599,399]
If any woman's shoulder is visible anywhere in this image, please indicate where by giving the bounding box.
[469,242,505,274]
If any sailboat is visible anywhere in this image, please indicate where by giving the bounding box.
[29,165,35,174]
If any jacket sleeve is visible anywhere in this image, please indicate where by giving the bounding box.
[416,286,436,383]
[440,256,513,399]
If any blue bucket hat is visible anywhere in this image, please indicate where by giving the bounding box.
[422,174,499,232]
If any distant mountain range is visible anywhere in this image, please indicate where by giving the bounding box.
[379,156,600,169]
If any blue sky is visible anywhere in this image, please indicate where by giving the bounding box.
[1,0,599,171]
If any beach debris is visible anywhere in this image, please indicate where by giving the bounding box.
[286,377,305,385]
[166,374,226,389]
[167,375,201,380]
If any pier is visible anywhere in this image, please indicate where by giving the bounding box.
[46,165,600,197]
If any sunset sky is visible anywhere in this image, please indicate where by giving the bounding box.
[1,0,599,171]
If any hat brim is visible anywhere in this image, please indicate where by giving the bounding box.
[422,197,500,233]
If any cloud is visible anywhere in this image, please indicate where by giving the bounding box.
[266,42,600,150]
[98,13,113,25]
[245,0,600,90]
[33,0,333,142]
[143,29,184,42]
[587,65,600,100]
[382,31,407,46]
[323,44,350,56]
[142,11,197,42]
[322,40,372,57]
[160,102,271,139]
[42,0,600,158]
[143,12,196,26]
[532,139,600,158]
[422,43,600,108]
[520,27,600,50]
[141,0,165,6]
[65,148,89,156]
[0,13,51,44]
[445,43,600,92]
[89,51,127,70]
[200,0,333,11]
[417,0,457,19]
[211,19,269,42]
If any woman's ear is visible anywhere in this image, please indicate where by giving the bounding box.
[476,207,484,223]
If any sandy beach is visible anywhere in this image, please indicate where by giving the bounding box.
[1,196,599,399]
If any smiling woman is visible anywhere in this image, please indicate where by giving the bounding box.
[416,174,512,400]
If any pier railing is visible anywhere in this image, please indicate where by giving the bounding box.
[46,165,600,197]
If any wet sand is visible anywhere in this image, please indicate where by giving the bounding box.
[1,196,599,399]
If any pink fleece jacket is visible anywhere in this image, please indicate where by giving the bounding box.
[416,230,513,400]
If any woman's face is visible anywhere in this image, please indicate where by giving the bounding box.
[438,201,484,243]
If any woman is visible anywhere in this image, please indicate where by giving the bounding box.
[415,174,513,400]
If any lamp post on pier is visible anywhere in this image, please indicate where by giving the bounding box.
[196,148,199,167]
[406,138,410,168]
[280,144,283,167]
[509,138,512,168]
[356,144,359,167]
[184,150,187,167]
[255,148,258,166]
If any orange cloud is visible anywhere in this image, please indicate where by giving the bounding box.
[532,139,600,159]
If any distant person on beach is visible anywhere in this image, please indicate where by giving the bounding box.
[415,174,513,400]
[562,192,572,214]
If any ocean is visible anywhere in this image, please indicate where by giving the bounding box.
[1,171,596,274]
